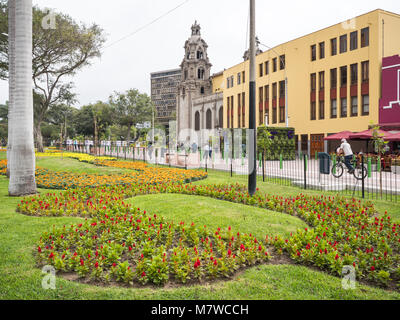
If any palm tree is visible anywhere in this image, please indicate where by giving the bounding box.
[8,0,36,196]
[7,0,15,178]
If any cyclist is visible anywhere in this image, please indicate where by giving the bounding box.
[339,138,355,174]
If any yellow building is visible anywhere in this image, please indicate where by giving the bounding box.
[217,9,400,155]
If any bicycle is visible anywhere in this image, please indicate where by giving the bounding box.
[332,155,367,180]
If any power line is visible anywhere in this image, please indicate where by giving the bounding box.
[103,0,190,50]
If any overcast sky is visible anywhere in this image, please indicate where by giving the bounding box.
[0,0,399,107]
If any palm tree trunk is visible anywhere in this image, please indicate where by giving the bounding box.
[9,0,36,196]
[7,0,15,178]
[127,123,132,143]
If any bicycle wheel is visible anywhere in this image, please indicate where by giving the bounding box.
[332,163,344,178]
[353,164,367,180]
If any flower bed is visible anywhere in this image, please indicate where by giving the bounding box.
[0,160,207,190]
[36,207,270,286]
[17,181,400,288]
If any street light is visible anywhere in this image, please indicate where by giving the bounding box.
[259,43,289,128]
[248,0,257,196]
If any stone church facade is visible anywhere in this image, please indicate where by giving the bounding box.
[176,22,223,143]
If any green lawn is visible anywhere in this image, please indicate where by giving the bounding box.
[35,157,129,175]
[1,156,400,300]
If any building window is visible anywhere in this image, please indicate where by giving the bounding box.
[238,93,241,128]
[319,42,325,59]
[259,97,264,125]
[242,71,246,83]
[242,93,246,127]
[198,68,205,80]
[351,96,358,117]
[264,85,269,124]
[265,61,269,75]
[280,55,285,70]
[330,68,337,88]
[340,34,347,53]
[311,73,316,91]
[331,99,337,118]
[361,27,369,47]
[195,111,200,131]
[258,87,263,126]
[279,80,285,98]
[340,66,347,87]
[226,78,230,89]
[218,107,223,128]
[311,102,316,120]
[350,63,358,85]
[197,50,204,59]
[227,98,230,128]
[341,98,347,117]
[311,44,316,61]
[319,100,325,120]
[279,106,285,123]
[319,71,325,90]
[361,61,369,82]
[206,109,212,130]
[331,38,337,56]
[273,58,277,72]
[231,96,234,128]
[259,63,263,77]
[362,95,369,115]
[272,83,277,124]
[200,86,205,94]
[350,31,358,50]
[237,72,241,85]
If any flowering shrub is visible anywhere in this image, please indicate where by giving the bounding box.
[36,206,270,286]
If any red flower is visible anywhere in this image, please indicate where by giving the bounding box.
[38,246,42,253]
[141,271,146,277]
[95,262,99,268]
[48,252,54,259]
[371,266,375,271]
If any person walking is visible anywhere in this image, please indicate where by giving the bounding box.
[339,138,354,174]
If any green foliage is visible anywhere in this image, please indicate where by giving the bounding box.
[109,89,154,142]
[257,126,296,160]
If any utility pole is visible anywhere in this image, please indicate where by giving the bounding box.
[152,109,155,145]
[248,0,257,196]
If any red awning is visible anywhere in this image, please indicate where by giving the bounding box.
[324,131,353,141]
[349,129,399,140]
[385,131,400,141]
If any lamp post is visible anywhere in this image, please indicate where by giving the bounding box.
[248,0,257,196]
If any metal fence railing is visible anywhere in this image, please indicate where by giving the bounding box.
[62,144,400,202]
